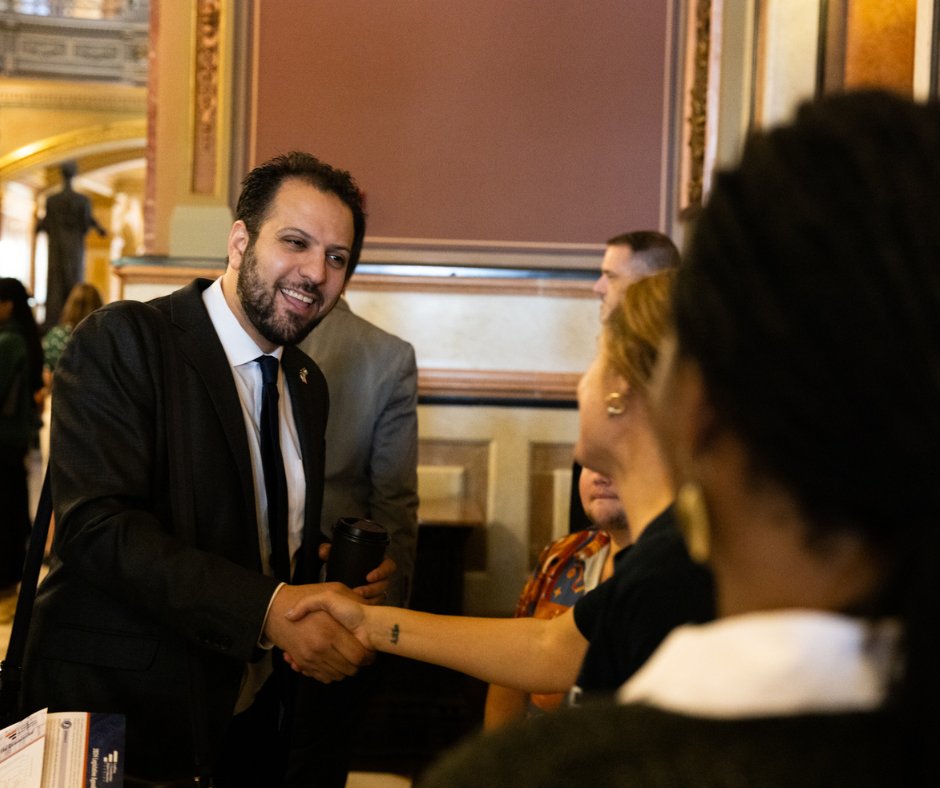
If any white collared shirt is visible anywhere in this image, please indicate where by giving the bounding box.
[202,277,306,576]
[617,609,900,718]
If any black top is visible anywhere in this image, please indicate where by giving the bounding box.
[572,505,715,698]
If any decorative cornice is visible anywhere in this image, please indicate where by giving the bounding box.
[351,272,593,299]
[109,260,595,299]
[364,236,603,271]
[418,368,579,403]
[0,83,145,113]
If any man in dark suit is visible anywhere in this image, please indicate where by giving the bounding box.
[23,152,392,785]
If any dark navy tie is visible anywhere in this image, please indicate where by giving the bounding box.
[256,355,290,581]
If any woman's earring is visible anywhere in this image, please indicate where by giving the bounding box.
[605,392,625,416]
[675,480,711,563]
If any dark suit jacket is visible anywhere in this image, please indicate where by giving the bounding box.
[23,279,329,781]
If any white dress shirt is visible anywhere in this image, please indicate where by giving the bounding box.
[202,278,309,714]
[202,277,306,574]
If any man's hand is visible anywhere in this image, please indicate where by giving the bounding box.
[263,583,373,683]
[280,586,373,675]
[318,543,397,605]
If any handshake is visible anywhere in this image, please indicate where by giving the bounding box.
[262,544,395,683]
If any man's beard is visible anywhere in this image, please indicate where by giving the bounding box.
[236,241,323,347]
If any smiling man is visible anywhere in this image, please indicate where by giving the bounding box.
[22,153,393,786]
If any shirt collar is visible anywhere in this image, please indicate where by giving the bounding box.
[202,277,283,367]
[618,609,901,718]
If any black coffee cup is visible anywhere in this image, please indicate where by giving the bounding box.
[325,517,390,588]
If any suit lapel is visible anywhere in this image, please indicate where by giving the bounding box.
[163,280,257,516]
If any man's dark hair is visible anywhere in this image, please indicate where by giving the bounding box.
[606,230,680,274]
[235,151,366,279]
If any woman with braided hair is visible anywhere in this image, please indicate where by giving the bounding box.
[418,90,940,786]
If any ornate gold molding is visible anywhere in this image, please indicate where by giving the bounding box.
[191,0,222,195]
[685,0,712,214]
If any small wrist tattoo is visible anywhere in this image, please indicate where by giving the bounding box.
[390,624,400,645]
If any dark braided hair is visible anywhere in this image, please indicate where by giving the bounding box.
[673,90,940,778]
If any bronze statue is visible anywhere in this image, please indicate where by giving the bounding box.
[36,161,106,328]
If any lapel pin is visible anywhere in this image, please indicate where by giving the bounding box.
[299,367,308,384]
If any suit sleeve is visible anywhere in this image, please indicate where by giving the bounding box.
[49,306,278,661]
[366,340,419,606]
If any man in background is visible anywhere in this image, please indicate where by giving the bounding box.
[300,295,418,607]
[290,285,418,786]
[593,230,680,320]
[570,230,680,533]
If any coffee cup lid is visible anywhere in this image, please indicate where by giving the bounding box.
[335,517,389,542]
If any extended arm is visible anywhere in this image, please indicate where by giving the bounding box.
[484,684,529,729]
[283,590,589,693]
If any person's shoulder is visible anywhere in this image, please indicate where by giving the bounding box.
[67,300,170,351]
[319,299,414,352]
[301,300,416,384]
[628,508,694,565]
[0,324,26,351]
[539,529,608,566]
[44,324,70,341]
[602,512,713,611]
[420,704,899,787]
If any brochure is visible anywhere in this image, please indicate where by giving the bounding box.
[0,708,124,787]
